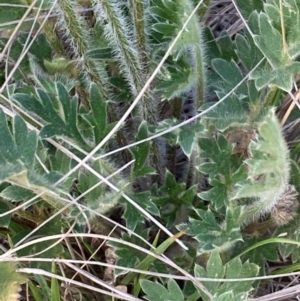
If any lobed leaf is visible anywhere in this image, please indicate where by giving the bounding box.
[141,279,184,301]
[13,84,88,148]
[194,251,258,299]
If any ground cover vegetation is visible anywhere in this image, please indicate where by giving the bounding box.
[1,0,300,300]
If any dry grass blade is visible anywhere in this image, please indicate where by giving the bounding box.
[255,283,300,301]
[18,268,143,301]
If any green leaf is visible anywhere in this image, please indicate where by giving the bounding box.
[206,251,225,292]
[240,239,280,269]
[13,231,65,271]
[154,170,197,227]
[34,275,51,300]
[203,29,238,63]
[213,292,250,301]
[198,179,227,209]
[182,208,243,252]
[290,160,300,193]
[122,192,160,231]
[77,159,124,215]
[152,23,178,36]
[197,135,237,208]
[216,31,238,62]
[122,200,143,231]
[155,59,193,100]
[49,149,72,176]
[235,32,263,71]
[250,61,300,91]
[0,1,27,29]
[252,12,285,67]
[13,115,37,167]
[151,0,205,101]
[109,232,148,277]
[0,110,35,181]
[141,279,184,301]
[246,6,300,91]
[89,83,110,145]
[1,186,35,201]
[218,257,259,295]
[212,59,248,97]
[161,170,185,197]
[155,170,195,226]
[24,34,52,64]
[203,28,222,62]
[151,6,178,23]
[130,122,153,178]
[0,262,26,301]
[275,224,300,263]
[0,201,10,228]
[132,166,156,178]
[28,280,43,301]
[264,0,300,59]
[13,84,88,148]
[0,110,65,205]
[194,251,258,298]
[43,58,73,75]
[178,125,195,158]
[181,185,198,205]
[0,37,30,81]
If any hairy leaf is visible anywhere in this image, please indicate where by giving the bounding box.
[235,31,263,71]
[233,109,291,225]
[0,262,26,301]
[248,5,300,91]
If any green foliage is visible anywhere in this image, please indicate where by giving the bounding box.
[248,0,300,91]
[130,122,156,179]
[197,133,246,209]
[1,0,300,300]
[0,262,26,301]
[182,207,243,252]
[150,0,205,101]
[14,83,89,148]
[0,201,10,228]
[194,251,259,301]
[155,170,197,227]
[109,231,149,277]
[141,278,184,301]
[122,191,160,231]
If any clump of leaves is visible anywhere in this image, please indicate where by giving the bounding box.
[1,0,300,300]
